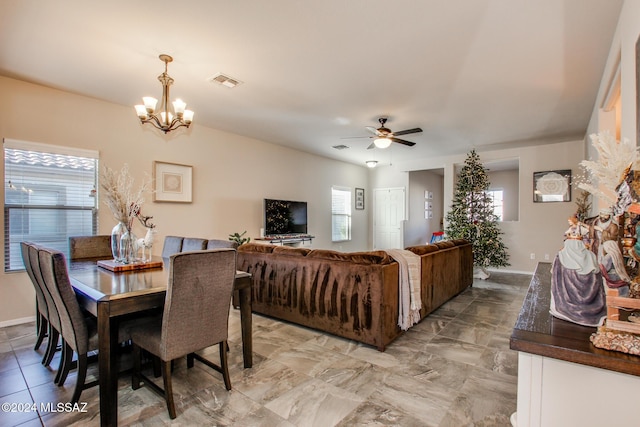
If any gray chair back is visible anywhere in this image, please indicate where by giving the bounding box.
[69,235,112,260]
[28,244,61,333]
[20,242,49,321]
[161,249,236,361]
[181,238,207,252]
[206,239,238,250]
[162,236,183,259]
[38,247,90,354]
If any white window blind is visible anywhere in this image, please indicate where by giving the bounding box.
[331,186,351,242]
[4,139,99,271]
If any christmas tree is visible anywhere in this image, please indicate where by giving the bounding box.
[445,149,509,276]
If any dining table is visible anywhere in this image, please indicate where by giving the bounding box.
[68,256,252,427]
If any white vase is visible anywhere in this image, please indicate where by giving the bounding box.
[119,229,137,264]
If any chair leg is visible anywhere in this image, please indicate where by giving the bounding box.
[34,314,48,351]
[56,342,73,386]
[152,354,161,378]
[42,326,59,367]
[71,354,88,404]
[132,344,142,390]
[161,360,177,419]
[219,341,232,391]
[187,352,195,369]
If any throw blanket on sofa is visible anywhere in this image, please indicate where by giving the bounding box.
[385,249,422,330]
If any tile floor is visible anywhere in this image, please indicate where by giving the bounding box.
[0,271,531,427]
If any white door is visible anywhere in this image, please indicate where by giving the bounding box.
[373,187,405,249]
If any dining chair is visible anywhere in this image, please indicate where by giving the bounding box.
[69,235,112,260]
[181,237,207,251]
[130,248,237,419]
[27,243,62,369]
[161,236,184,259]
[20,242,50,352]
[206,239,238,250]
[38,246,131,403]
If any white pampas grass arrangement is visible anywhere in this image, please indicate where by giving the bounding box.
[100,164,151,228]
[576,131,640,208]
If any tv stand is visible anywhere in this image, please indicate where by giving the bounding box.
[255,234,314,247]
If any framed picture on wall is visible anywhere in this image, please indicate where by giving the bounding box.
[533,169,571,203]
[153,161,193,203]
[355,188,365,210]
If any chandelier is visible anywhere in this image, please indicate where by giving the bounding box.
[134,54,194,133]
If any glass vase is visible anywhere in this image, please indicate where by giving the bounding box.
[119,229,138,264]
[111,222,127,262]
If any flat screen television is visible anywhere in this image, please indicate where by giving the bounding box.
[264,199,308,236]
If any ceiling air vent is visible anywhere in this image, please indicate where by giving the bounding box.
[208,73,243,88]
[332,145,350,150]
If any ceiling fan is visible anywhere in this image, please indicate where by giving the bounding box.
[359,117,423,149]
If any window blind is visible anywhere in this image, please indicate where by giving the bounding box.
[331,186,351,242]
[4,139,99,271]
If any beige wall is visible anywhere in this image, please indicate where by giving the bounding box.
[588,0,639,147]
[488,169,519,222]
[406,170,444,247]
[0,76,370,325]
[384,140,584,273]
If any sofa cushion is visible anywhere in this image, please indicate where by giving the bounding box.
[405,244,440,255]
[451,239,469,246]
[237,243,276,253]
[435,241,455,249]
[272,246,311,256]
[306,249,393,265]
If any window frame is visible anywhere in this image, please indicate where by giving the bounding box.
[4,138,99,272]
[331,185,352,242]
[485,189,504,221]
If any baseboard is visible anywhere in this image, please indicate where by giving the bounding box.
[486,268,535,275]
[0,315,36,328]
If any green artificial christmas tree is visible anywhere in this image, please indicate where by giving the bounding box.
[445,149,509,278]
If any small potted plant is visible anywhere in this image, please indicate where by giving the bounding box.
[229,231,251,246]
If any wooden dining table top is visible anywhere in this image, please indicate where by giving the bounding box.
[68,256,251,302]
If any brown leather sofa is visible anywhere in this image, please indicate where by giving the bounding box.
[237,239,473,351]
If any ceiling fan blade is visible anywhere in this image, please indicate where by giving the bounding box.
[366,126,382,136]
[390,137,416,147]
[392,127,423,136]
[367,142,376,150]
[340,136,372,139]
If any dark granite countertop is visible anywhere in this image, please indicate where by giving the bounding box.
[510,262,640,376]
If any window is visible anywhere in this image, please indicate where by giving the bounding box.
[486,189,504,221]
[331,186,351,242]
[4,139,99,272]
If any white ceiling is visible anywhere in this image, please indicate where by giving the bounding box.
[0,0,623,167]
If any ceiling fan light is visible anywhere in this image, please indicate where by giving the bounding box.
[366,160,378,168]
[374,137,392,149]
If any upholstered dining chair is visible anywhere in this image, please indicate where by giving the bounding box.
[130,248,237,419]
[26,243,62,369]
[161,236,184,259]
[206,239,239,250]
[69,235,112,260]
[38,246,99,403]
[181,237,207,252]
[20,242,50,353]
[38,246,131,404]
